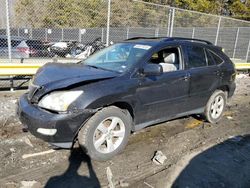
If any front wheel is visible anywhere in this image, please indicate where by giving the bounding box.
[78,106,132,161]
[204,90,226,124]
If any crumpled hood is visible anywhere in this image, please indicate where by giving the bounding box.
[33,63,118,87]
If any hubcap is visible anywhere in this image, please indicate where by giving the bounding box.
[93,117,125,154]
[210,95,224,119]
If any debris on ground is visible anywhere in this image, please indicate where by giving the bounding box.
[236,73,249,79]
[22,149,55,159]
[106,166,115,188]
[227,116,233,120]
[4,182,18,188]
[152,150,167,165]
[1,117,9,127]
[23,137,33,147]
[118,179,129,187]
[20,180,41,188]
[144,181,154,188]
[185,119,203,129]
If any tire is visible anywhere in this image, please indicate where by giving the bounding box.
[204,90,226,124]
[78,106,132,161]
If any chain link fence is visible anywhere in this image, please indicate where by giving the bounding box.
[0,0,249,63]
[1,0,249,89]
[0,0,250,66]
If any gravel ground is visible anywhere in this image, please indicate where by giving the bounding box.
[0,75,249,188]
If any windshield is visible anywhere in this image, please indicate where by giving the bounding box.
[83,43,152,73]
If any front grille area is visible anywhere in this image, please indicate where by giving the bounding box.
[28,82,39,101]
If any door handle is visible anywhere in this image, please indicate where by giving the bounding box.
[183,74,190,81]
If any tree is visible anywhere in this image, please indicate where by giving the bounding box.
[15,0,48,27]
[43,0,89,28]
[228,0,250,21]
[14,0,250,28]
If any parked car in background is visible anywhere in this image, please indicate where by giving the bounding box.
[49,37,106,58]
[0,35,54,58]
[18,37,236,161]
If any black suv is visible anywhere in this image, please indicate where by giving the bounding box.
[18,37,236,161]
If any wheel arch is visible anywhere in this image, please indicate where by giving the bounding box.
[109,101,134,121]
[217,85,229,98]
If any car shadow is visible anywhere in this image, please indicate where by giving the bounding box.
[172,134,250,188]
[44,147,100,188]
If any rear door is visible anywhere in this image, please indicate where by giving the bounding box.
[184,44,221,110]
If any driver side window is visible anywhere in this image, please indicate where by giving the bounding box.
[149,47,181,73]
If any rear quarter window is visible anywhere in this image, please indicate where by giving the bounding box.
[208,50,224,65]
[186,45,206,68]
[205,49,216,66]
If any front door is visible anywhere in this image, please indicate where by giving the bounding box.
[135,46,190,125]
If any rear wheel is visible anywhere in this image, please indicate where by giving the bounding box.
[78,106,132,161]
[204,90,226,124]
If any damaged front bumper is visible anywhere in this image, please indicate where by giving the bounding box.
[17,94,94,148]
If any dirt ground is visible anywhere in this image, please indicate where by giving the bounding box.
[0,75,249,188]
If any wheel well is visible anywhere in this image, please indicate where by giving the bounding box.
[217,85,229,97]
[72,102,135,147]
[110,102,134,119]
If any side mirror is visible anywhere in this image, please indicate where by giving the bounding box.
[142,63,163,76]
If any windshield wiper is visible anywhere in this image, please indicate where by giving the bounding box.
[85,64,120,73]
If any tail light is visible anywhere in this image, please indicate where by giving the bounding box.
[17,47,36,55]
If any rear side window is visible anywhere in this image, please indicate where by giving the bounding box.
[186,45,206,68]
[205,49,216,66]
[208,50,224,65]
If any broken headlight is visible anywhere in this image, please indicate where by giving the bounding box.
[38,91,83,112]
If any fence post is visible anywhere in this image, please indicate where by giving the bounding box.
[192,27,195,38]
[45,28,47,41]
[170,8,175,37]
[155,28,159,37]
[215,16,221,45]
[79,29,81,42]
[29,28,32,39]
[167,9,171,37]
[61,28,64,41]
[232,27,239,59]
[101,28,104,42]
[17,28,20,37]
[5,0,12,63]
[246,39,250,62]
[126,27,129,39]
[106,0,111,46]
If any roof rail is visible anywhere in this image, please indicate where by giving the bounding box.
[165,37,213,45]
[125,36,213,45]
[125,37,166,41]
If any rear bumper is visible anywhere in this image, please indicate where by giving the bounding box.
[17,94,93,148]
[228,82,236,98]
